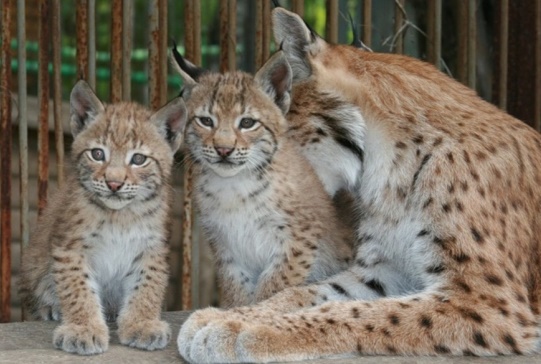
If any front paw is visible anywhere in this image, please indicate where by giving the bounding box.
[118,319,171,351]
[53,323,109,355]
[186,320,248,363]
[177,307,232,361]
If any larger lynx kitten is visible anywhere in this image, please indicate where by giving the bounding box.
[19,80,186,355]
[171,49,352,307]
[178,8,541,362]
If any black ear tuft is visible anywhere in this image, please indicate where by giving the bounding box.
[170,40,206,82]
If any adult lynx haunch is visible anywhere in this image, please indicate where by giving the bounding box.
[19,80,186,355]
[171,49,352,307]
[177,8,541,362]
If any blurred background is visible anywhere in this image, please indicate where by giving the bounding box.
[0,0,540,322]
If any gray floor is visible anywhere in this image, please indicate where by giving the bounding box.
[1,311,541,363]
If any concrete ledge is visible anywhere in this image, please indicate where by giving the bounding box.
[1,311,541,363]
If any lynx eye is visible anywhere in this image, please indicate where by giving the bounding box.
[130,153,147,166]
[90,148,105,161]
[239,118,258,130]
[197,116,214,128]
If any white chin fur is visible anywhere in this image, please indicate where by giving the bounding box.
[208,164,243,178]
[99,197,132,210]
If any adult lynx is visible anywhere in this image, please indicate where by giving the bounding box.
[171,49,352,308]
[177,8,541,362]
[19,80,186,355]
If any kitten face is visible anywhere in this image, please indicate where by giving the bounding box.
[184,73,287,178]
[72,103,174,210]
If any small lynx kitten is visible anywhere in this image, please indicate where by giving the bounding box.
[172,49,353,307]
[19,80,186,355]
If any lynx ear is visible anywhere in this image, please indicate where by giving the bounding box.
[255,51,292,114]
[150,97,187,152]
[170,41,205,99]
[272,8,323,81]
[70,79,105,138]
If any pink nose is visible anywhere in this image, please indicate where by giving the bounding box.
[215,147,233,158]
[106,181,123,192]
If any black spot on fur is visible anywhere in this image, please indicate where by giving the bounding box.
[412,154,432,188]
[330,283,350,297]
[365,279,386,296]
[473,332,489,348]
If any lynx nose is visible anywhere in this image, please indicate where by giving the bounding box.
[215,146,234,158]
[106,180,124,192]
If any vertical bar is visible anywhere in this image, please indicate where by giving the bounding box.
[219,0,229,72]
[254,1,263,68]
[159,0,168,102]
[184,0,194,60]
[38,0,50,216]
[110,0,123,103]
[88,0,96,88]
[498,0,509,110]
[535,0,541,130]
[291,0,304,17]
[122,0,133,101]
[228,0,237,70]
[148,0,162,110]
[262,0,271,62]
[17,0,29,261]
[467,0,477,90]
[362,0,372,47]
[325,0,338,43]
[181,167,193,310]
[52,0,64,188]
[457,1,468,84]
[0,0,13,323]
[192,0,201,66]
[427,0,442,68]
[76,0,88,80]
[394,0,405,54]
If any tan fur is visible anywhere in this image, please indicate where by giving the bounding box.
[177,9,541,363]
[175,53,352,307]
[20,81,185,355]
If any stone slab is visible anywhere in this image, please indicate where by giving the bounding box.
[1,311,541,364]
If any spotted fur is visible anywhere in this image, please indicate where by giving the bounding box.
[19,80,186,355]
[172,51,352,308]
[177,8,541,362]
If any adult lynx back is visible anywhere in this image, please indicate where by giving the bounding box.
[177,8,541,362]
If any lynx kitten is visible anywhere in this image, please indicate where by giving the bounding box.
[171,49,352,307]
[19,80,186,355]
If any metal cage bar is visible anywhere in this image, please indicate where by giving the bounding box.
[110,0,123,103]
[52,0,64,188]
[427,0,442,68]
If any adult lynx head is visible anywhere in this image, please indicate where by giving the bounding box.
[69,80,186,210]
[171,50,292,178]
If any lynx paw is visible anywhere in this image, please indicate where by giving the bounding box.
[53,323,109,355]
[177,307,231,361]
[118,319,171,351]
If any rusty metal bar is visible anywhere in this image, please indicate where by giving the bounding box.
[362,0,372,48]
[110,0,123,103]
[325,0,338,43]
[17,0,29,248]
[184,0,194,61]
[148,0,162,110]
[192,0,201,66]
[181,166,193,310]
[255,1,263,68]
[228,0,237,70]
[456,1,468,84]
[219,0,229,72]
[262,0,271,62]
[76,0,88,81]
[122,0,133,101]
[0,0,13,323]
[88,0,96,88]
[535,0,541,130]
[291,0,304,17]
[498,0,509,110]
[467,0,477,90]
[159,0,168,103]
[52,0,64,188]
[38,0,50,216]
[393,0,405,54]
[427,0,442,68]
